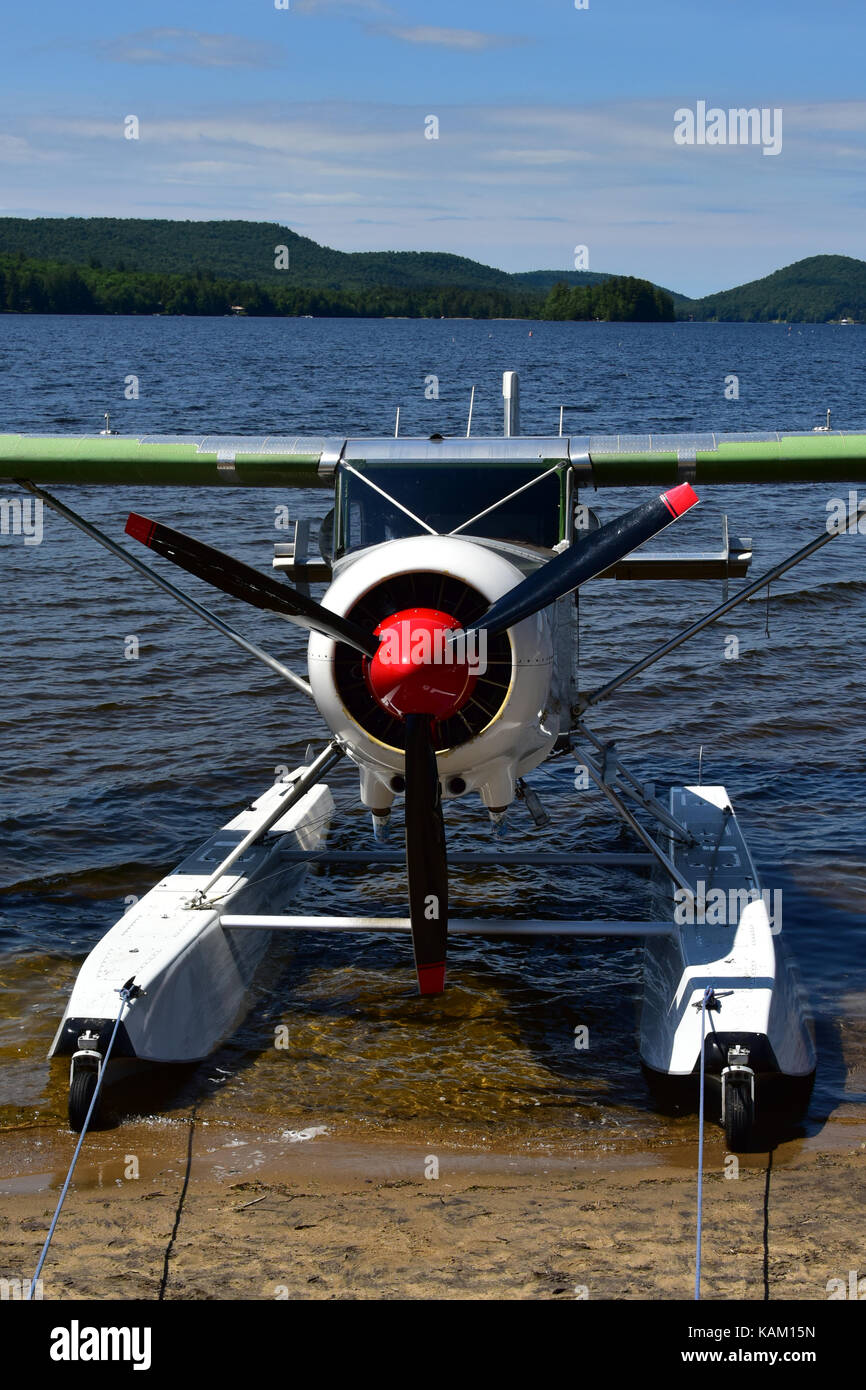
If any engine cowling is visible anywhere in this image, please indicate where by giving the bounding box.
[307,535,560,812]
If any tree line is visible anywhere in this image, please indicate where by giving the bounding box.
[541,276,675,322]
[0,217,519,289]
[0,253,675,322]
[0,253,535,318]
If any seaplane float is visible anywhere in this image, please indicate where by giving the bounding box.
[4,372,865,1149]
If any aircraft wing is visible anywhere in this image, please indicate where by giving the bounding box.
[0,434,333,488]
[3,429,866,487]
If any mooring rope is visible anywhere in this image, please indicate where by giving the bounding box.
[158,1103,198,1301]
[694,985,715,1301]
[28,980,137,1299]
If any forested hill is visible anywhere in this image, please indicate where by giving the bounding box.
[0,217,519,290]
[0,252,674,321]
[0,217,645,295]
[685,255,866,323]
[511,269,612,291]
[0,219,861,322]
[0,217,675,319]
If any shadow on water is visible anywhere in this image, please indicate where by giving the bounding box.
[79,856,661,1138]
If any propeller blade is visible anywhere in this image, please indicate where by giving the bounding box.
[404,714,448,995]
[125,513,377,657]
[468,483,699,638]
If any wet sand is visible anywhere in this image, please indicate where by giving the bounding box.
[2,1112,864,1301]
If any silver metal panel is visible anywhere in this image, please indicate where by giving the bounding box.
[316,438,347,479]
[11,428,862,450]
[715,430,846,445]
[503,370,520,437]
[652,434,717,454]
[586,433,648,454]
[716,431,781,444]
[92,433,330,455]
[341,437,570,464]
[45,433,335,455]
[569,445,593,481]
[197,434,329,455]
[137,435,260,449]
[584,433,719,455]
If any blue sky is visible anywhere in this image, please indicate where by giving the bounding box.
[2,0,865,294]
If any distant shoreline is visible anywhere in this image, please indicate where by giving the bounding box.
[0,252,673,324]
[1,219,864,323]
[0,310,858,326]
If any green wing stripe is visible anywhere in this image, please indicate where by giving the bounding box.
[587,432,866,485]
[3,430,866,487]
[0,434,328,487]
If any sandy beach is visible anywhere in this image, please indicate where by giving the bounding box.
[2,1108,864,1302]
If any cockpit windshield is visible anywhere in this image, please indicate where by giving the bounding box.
[335,462,566,557]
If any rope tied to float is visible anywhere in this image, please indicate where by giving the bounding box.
[694,984,717,1301]
[28,978,140,1299]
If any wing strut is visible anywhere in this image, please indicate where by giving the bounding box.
[14,481,315,700]
[579,496,866,712]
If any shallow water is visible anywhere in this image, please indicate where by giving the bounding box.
[1,316,864,1153]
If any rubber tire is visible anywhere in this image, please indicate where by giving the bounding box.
[724,1083,753,1150]
[68,1067,99,1133]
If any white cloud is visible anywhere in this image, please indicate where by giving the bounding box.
[0,134,46,165]
[370,25,520,51]
[274,190,366,204]
[291,1,522,51]
[10,98,866,295]
[490,148,596,166]
[97,29,281,70]
[294,0,390,13]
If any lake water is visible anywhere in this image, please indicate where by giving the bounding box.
[1,315,864,1155]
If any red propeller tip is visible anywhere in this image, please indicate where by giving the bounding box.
[661,482,699,518]
[417,962,446,995]
[125,513,155,546]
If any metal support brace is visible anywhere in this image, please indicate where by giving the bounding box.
[576,721,694,844]
[17,481,314,700]
[272,850,654,868]
[581,749,697,902]
[193,742,344,902]
[220,914,674,938]
[581,499,866,713]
